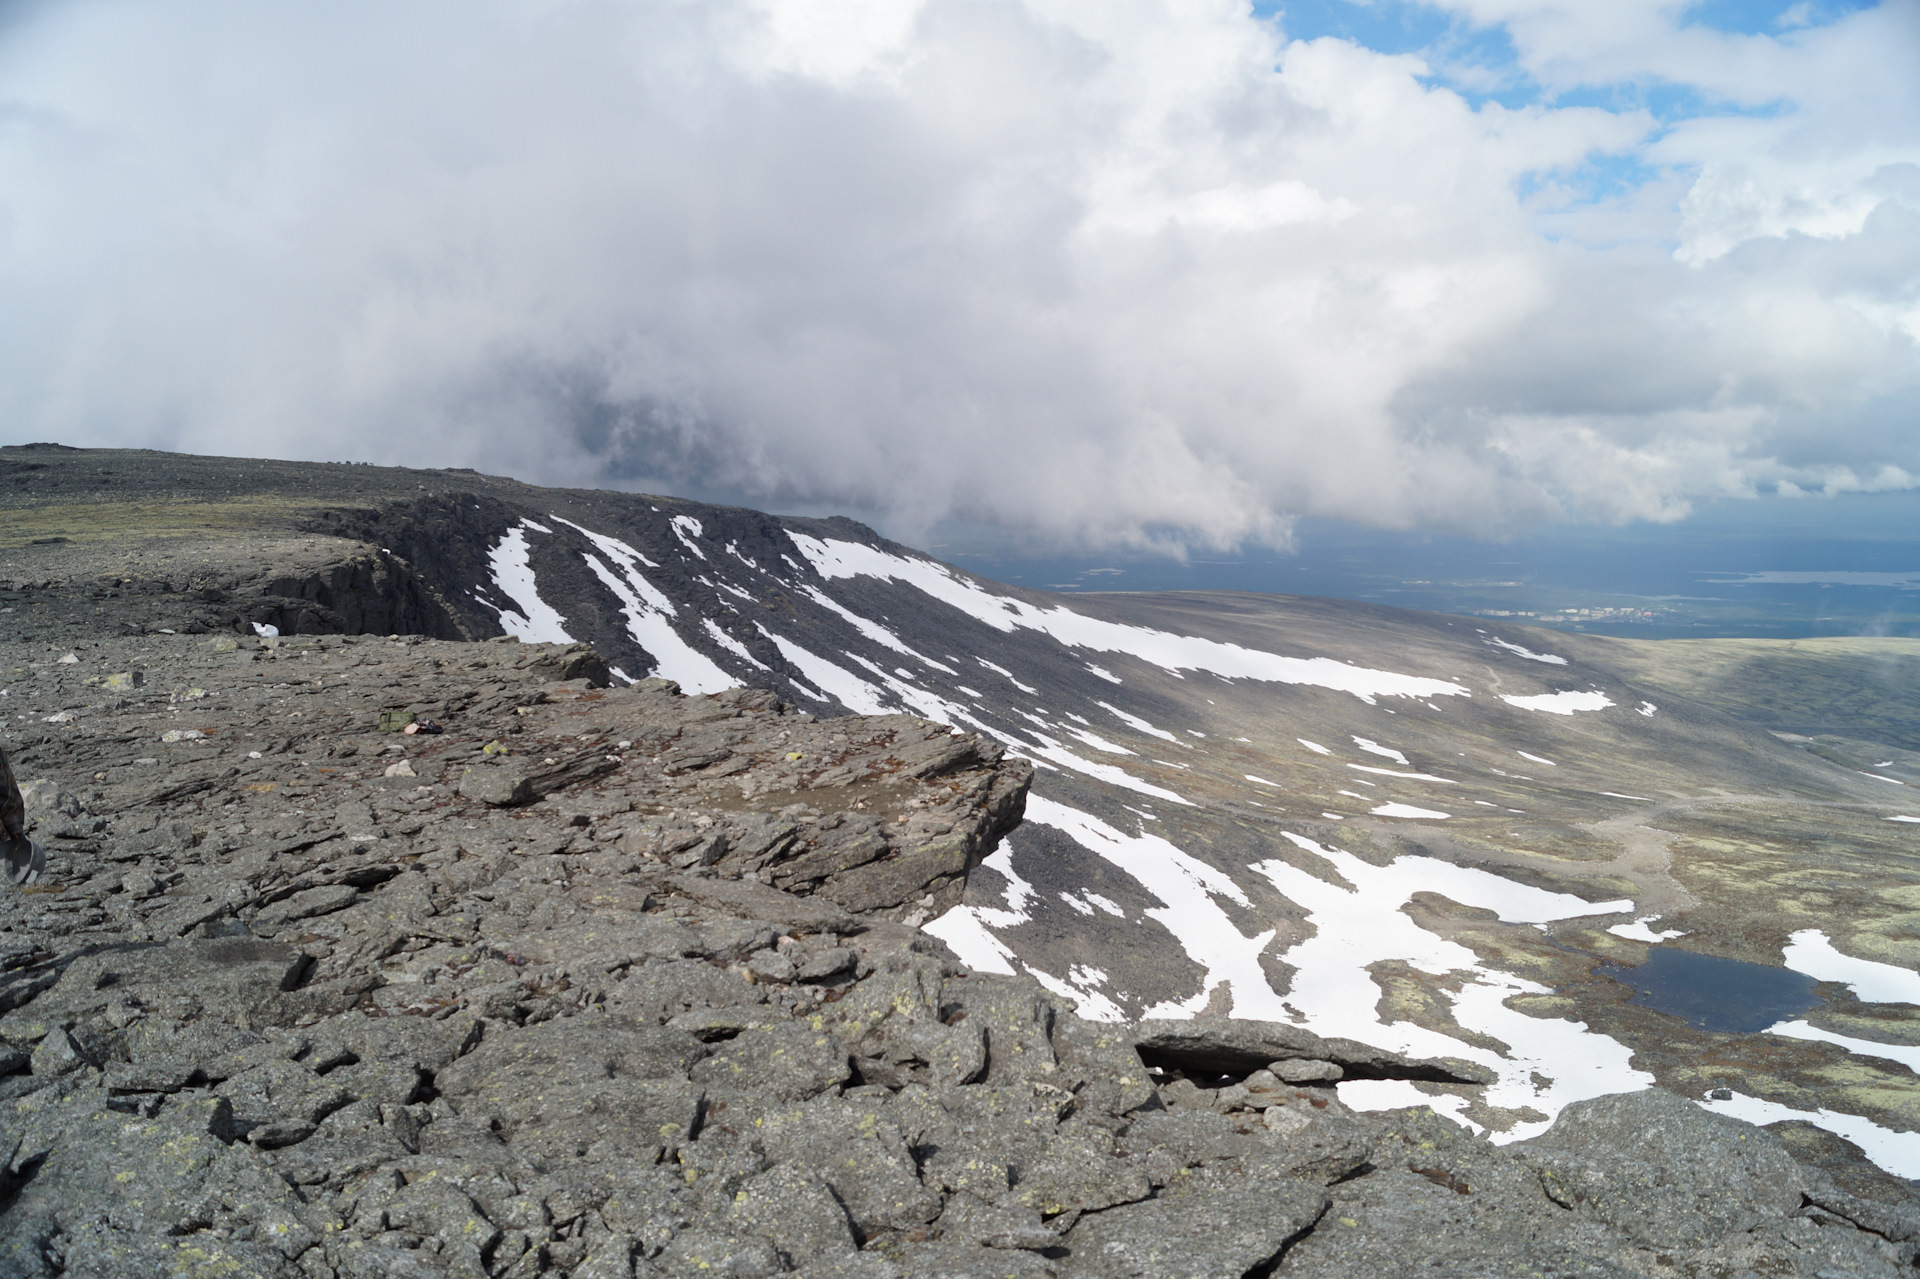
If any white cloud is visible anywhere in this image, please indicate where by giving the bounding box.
[0,0,1913,546]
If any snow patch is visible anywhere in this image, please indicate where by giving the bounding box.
[1501,690,1613,715]
[1254,834,1643,1141]
[702,619,770,671]
[1067,728,1136,756]
[1021,797,1273,1021]
[1769,1021,1920,1074]
[1097,701,1183,745]
[1700,1092,1920,1180]
[1782,929,1920,1005]
[1350,764,1455,784]
[803,586,955,672]
[1015,732,1195,806]
[1371,803,1449,819]
[1298,739,1331,755]
[1517,751,1556,767]
[1608,917,1687,943]
[1353,737,1409,765]
[789,535,1471,704]
[479,523,574,645]
[976,657,1037,695]
[1486,637,1568,665]
[755,626,891,715]
[670,515,707,559]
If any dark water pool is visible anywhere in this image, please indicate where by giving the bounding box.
[1602,946,1824,1033]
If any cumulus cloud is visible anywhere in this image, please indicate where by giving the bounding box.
[0,0,1914,547]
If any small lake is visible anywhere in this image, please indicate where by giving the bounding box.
[1602,946,1824,1033]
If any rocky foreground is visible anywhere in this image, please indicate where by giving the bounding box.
[0,633,1916,1277]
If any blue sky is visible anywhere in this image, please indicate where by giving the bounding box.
[1258,0,1872,221]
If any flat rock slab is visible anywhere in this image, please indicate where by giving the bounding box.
[1131,1016,1497,1084]
[1063,1167,1329,1278]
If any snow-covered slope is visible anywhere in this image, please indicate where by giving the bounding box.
[361,493,1920,1173]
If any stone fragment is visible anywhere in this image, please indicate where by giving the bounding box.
[885,1243,1061,1278]
[689,1021,850,1102]
[256,883,358,924]
[757,1099,942,1235]
[1513,1087,1808,1249]
[1131,1016,1493,1084]
[730,1162,860,1264]
[29,1026,93,1076]
[1013,1121,1153,1216]
[794,945,857,982]
[1061,1164,1329,1278]
[1271,1057,1343,1083]
[457,764,534,807]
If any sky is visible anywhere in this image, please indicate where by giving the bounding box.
[1,0,1916,555]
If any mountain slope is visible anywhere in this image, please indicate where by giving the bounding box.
[8,444,1920,1179]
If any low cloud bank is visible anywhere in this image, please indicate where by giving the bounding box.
[1,0,1915,547]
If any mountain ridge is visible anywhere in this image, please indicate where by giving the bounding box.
[8,443,1920,1192]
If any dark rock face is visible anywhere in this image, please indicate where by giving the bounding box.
[0,632,1906,1277]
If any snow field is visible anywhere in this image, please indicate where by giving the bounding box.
[790,535,1471,704]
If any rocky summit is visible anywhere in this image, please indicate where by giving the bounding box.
[0,629,1912,1278]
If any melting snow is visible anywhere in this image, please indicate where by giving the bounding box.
[1608,917,1687,943]
[1298,739,1331,755]
[1097,701,1183,744]
[1350,764,1456,784]
[1702,1092,1920,1179]
[1782,930,1920,1005]
[702,619,769,671]
[1601,792,1654,801]
[803,586,955,672]
[670,515,707,559]
[1769,1021,1920,1073]
[1254,834,1643,1140]
[1353,737,1409,765]
[790,535,1471,704]
[1637,702,1657,716]
[1486,637,1568,665]
[977,658,1038,695]
[926,838,1126,1018]
[1067,728,1136,756]
[1028,798,1276,1020]
[1086,664,1122,684]
[756,626,891,715]
[1371,803,1449,819]
[1517,751,1556,767]
[1245,774,1281,787]
[552,519,736,694]
[1015,733,1194,806]
[1890,816,1920,823]
[479,523,575,645]
[1501,690,1613,714]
